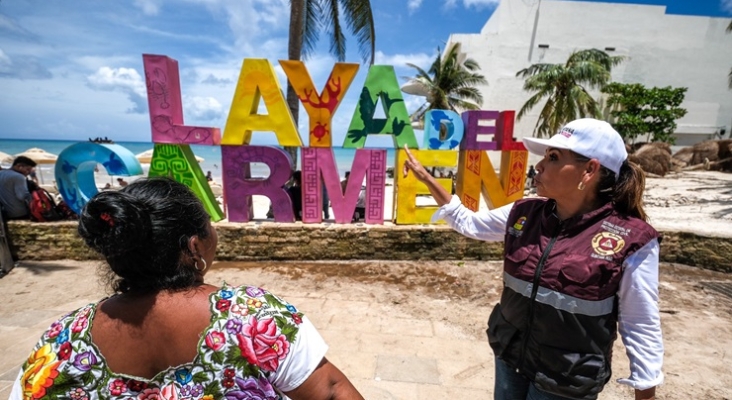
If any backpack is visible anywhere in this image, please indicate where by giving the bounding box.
[29,188,63,222]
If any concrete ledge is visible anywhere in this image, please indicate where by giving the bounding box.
[6,221,731,273]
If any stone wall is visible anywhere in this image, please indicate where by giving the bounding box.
[6,221,731,273]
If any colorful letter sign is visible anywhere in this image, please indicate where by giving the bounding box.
[221,145,294,223]
[344,66,418,149]
[142,54,221,145]
[147,144,224,221]
[55,142,143,214]
[281,61,359,147]
[423,109,464,150]
[222,59,302,147]
[394,149,457,224]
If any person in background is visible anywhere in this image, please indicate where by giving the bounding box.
[0,156,37,221]
[322,182,330,220]
[116,177,129,187]
[340,171,350,193]
[206,171,213,182]
[10,177,363,400]
[287,171,303,221]
[352,186,366,222]
[403,118,663,400]
[28,170,39,186]
[526,164,536,189]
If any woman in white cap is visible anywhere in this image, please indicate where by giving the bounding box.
[403,118,662,400]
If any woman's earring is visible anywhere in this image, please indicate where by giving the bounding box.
[577,181,586,191]
[195,258,207,273]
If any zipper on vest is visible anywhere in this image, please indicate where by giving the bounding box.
[516,221,562,374]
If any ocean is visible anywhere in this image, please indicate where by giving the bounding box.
[0,139,397,185]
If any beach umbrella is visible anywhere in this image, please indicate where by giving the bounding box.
[135,149,204,164]
[14,148,58,185]
[0,151,13,165]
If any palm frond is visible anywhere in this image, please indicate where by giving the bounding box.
[300,0,322,58]
[339,0,375,64]
[321,0,346,61]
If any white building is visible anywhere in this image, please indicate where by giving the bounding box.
[446,0,732,148]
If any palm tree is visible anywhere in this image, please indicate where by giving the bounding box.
[286,0,375,169]
[516,49,624,137]
[404,43,487,125]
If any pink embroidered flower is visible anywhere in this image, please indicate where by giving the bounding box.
[216,299,231,312]
[205,331,226,351]
[291,314,302,325]
[69,387,89,400]
[237,316,290,372]
[109,379,127,396]
[47,322,63,339]
[230,303,249,317]
[137,388,161,400]
[161,384,178,400]
[135,385,179,400]
[223,368,235,378]
[72,316,88,333]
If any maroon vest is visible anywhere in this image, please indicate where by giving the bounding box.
[487,198,658,399]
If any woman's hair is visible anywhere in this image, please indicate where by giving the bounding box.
[573,153,648,221]
[78,177,212,294]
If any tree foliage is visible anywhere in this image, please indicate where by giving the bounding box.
[602,82,688,144]
[286,0,375,169]
[405,43,487,122]
[516,49,624,138]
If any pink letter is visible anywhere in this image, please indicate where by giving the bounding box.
[221,145,294,222]
[460,110,500,151]
[300,148,386,224]
[143,54,221,145]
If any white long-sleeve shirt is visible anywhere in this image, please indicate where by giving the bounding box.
[433,195,664,391]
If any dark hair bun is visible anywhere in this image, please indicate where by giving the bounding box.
[78,190,152,259]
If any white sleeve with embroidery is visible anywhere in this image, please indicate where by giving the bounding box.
[9,370,22,400]
[617,238,664,390]
[431,195,512,242]
[270,315,328,392]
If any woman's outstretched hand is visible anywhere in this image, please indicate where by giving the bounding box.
[402,145,432,183]
[400,145,452,207]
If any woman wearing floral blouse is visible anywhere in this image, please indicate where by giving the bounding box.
[11,177,363,400]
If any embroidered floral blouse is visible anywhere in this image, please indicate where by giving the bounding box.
[11,285,328,400]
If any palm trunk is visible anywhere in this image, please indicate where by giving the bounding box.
[286,0,304,171]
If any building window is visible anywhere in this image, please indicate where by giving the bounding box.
[538,44,549,49]
[605,47,616,52]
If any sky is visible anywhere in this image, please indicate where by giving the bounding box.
[0,0,730,145]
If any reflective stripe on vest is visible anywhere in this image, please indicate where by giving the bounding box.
[503,272,615,317]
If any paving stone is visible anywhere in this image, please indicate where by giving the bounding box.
[375,355,440,384]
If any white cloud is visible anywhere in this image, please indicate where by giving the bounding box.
[183,96,224,121]
[408,0,424,13]
[0,49,11,73]
[723,0,732,13]
[443,0,499,9]
[134,0,163,16]
[87,67,148,113]
[374,51,432,70]
[463,0,500,8]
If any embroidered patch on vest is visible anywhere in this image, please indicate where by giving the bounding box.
[508,216,528,237]
[592,232,626,256]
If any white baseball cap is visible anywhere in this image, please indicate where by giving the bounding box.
[523,118,627,177]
